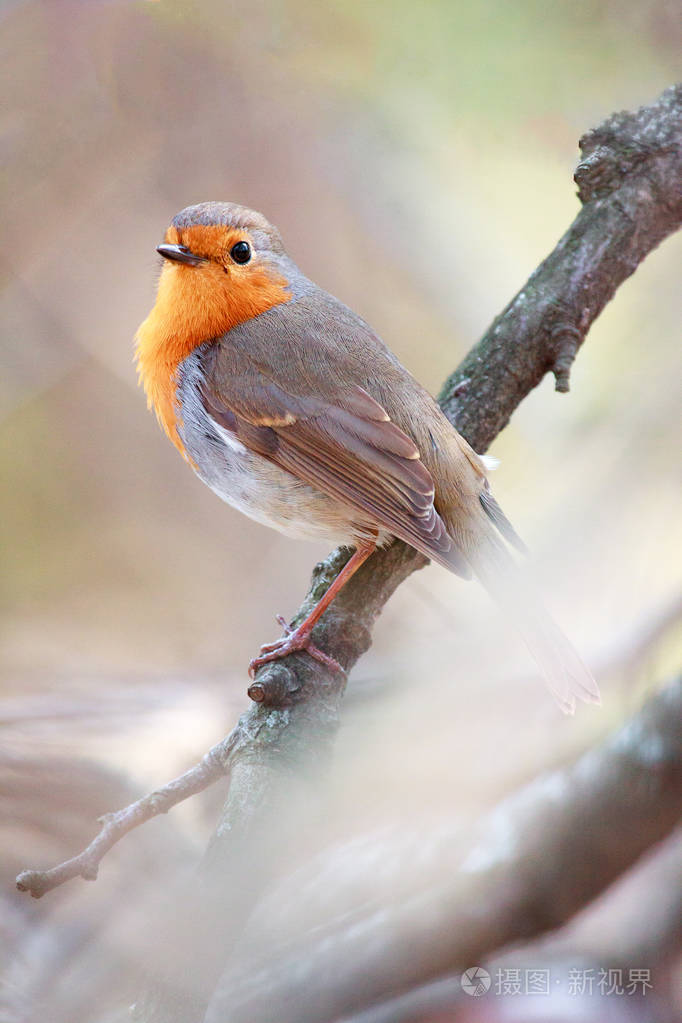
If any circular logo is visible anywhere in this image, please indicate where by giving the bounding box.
[461,967,491,997]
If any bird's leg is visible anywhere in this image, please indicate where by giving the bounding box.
[248,537,377,678]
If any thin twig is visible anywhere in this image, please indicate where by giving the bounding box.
[16,733,238,898]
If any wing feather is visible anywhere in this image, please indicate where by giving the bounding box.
[199,345,470,578]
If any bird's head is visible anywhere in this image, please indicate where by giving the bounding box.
[158,200,286,268]
[154,201,293,338]
[135,202,295,453]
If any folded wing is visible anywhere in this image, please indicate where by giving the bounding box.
[199,344,470,578]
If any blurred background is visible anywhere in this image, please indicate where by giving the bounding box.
[1,1,681,1020]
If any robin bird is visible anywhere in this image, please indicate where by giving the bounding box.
[135,202,600,713]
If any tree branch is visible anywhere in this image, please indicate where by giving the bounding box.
[15,732,239,898]
[204,678,682,1023]
[440,81,682,435]
[335,827,682,1022]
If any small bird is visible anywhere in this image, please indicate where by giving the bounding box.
[135,202,600,713]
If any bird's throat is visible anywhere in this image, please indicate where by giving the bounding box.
[135,260,290,456]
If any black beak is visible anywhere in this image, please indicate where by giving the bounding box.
[156,243,205,266]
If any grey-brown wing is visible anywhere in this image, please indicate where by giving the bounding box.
[200,345,470,578]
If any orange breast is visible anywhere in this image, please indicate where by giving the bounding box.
[135,253,290,457]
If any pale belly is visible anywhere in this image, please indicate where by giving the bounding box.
[202,430,361,544]
[176,351,383,546]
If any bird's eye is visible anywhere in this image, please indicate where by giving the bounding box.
[230,241,251,264]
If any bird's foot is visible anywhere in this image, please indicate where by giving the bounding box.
[248,615,344,678]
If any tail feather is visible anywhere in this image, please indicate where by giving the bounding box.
[465,530,600,714]
[479,488,528,555]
